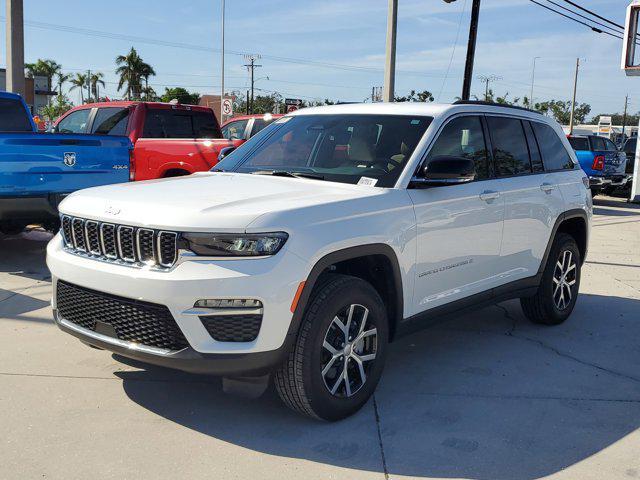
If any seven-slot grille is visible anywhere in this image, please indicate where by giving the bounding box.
[56,280,189,351]
[60,215,178,269]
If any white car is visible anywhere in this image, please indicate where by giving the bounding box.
[47,102,592,420]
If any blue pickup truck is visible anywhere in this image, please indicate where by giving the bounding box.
[567,134,628,196]
[0,91,132,234]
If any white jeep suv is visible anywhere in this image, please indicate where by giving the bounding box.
[47,102,592,420]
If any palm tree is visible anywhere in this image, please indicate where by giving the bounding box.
[115,47,155,100]
[90,72,106,101]
[70,73,88,103]
[140,62,156,100]
[55,72,70,96]
[25,59,62,105]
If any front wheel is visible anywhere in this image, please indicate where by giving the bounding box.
[275,274,388,421]
[521,233,581,325]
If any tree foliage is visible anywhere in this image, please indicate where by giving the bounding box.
[39,95,73,121]
[589,112,640,126]
[160,87,200,105]
[394,90,434,103]
[115,47,156,100]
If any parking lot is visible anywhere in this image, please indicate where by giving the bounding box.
[0,196,638,480]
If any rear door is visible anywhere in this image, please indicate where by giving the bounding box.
[602,137,627,177]
[134,106,230,179]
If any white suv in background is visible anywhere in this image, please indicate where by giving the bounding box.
[47,102,592,420]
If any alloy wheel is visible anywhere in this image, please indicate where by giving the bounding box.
[321,304,378,398]
[553,249,577,310]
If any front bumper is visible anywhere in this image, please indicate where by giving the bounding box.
[47,233,309,375]
[53,309,288,376]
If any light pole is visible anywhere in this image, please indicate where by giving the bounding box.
[530,56,541,107]
[220,0,225,122]
[569,57,580,135]
[462,0,481,101]
[383,0,398,102]
[383,0,462,103]
[6,0,25,97]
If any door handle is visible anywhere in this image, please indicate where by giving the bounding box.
[540,183,555,194]
[479,190,500,202]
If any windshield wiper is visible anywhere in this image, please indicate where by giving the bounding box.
[251,170,325,180]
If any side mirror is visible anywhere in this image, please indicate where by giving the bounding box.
[218,146,236,161]
[410,156,476,188]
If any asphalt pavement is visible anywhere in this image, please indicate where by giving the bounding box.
[1,196,639,480]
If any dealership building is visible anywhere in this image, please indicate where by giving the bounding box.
[0,69,56,113]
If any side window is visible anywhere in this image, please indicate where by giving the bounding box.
[531,122,575,171]
[0,98,33,132]
[590,136,606,151]
[91,107,129,136]
[487,116,532,177]
[604,139,618,152]
[523,121,545,173]
[568,137,590,151]
[624,138,637,154]
[424,116,489,180]
[142,109,194,138]
[57,109,91,134]
[251,119,270,137]
[221,119,249,140]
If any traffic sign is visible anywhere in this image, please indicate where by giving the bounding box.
[222,98,233,116]
[285,98,303,107]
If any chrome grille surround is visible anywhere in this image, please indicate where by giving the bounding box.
[60,215,178,270]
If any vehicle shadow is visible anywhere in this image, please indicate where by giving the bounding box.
[0,229,54,282]
[116,294,640,480]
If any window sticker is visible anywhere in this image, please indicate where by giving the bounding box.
[357,177,378,187]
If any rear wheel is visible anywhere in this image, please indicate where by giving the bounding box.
[275,274,388,421]
[521,233,581,325]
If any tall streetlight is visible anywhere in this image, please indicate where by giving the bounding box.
[383,0,466,103]
[220,0,226,122]
[6,0,25,96]
[530,56,541,107]
[461,0,481,101]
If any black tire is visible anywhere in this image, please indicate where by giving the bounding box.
[521,233,581,325]
[275,274,389,421]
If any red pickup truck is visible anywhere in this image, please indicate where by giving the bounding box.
[53,101,239,180]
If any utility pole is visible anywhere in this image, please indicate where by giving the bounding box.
[6,0,25,97]
[383,0,398,102]
[622,94,629,141]
[87,70,91,103]
[462,0,481,101]
[220,0,225,122]
[243,54,262,114]
[477,74,501,101]
[530,56,541,107]
[569,57,580,135]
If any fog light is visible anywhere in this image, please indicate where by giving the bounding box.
[194,299,262,309]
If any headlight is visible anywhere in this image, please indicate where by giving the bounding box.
[179,232,288,257]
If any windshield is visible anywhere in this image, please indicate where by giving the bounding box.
[214,114,432,187]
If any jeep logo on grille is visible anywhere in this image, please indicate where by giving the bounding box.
[63,152,76,167]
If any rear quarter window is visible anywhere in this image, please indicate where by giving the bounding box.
[532,122,575,171]
[0,98,33,132]
[568,137,589,151]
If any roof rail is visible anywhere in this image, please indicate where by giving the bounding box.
[453,100,539,114]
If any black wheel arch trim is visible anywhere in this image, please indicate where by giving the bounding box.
[287,244,404,345]
[537,208,589,275]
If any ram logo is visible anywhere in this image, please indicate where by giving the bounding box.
[63,152,76,167]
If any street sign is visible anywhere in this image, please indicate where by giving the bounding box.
[285,98,303,107]
[222,98,233,117]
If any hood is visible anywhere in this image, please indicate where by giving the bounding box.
[59,172,383,231]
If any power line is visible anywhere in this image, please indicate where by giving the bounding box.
[542,0,625,37]
[529,0,623,40]
[561,0,624,30]
[437,0,468,101]
[0,15,451,78]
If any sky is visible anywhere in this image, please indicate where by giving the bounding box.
[0,0,635,119]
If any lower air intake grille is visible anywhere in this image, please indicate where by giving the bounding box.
[199,314,263,342]
[56,281,189,351]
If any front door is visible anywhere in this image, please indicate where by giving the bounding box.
[408,115,504,314]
